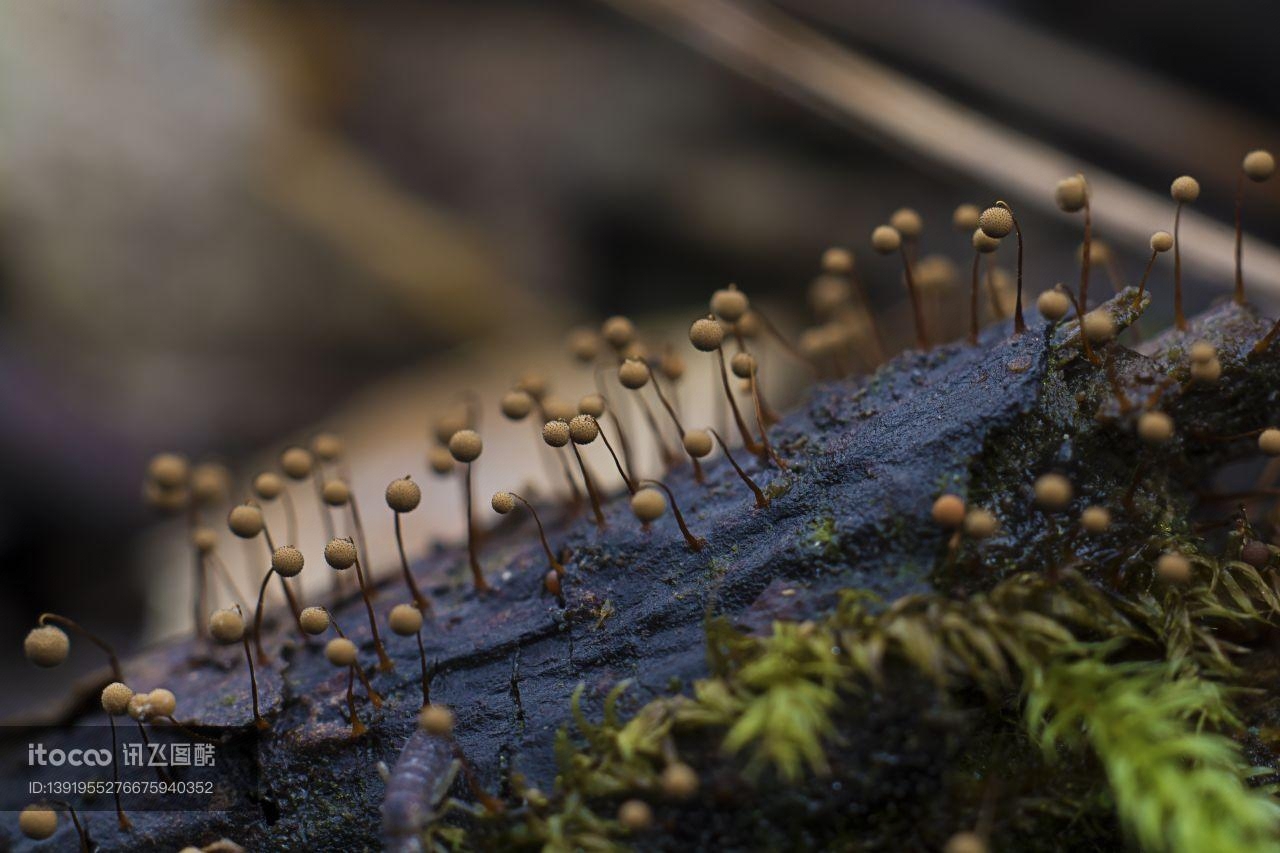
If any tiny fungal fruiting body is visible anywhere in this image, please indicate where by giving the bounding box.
[387,476,430,612]
[448,430,490,592]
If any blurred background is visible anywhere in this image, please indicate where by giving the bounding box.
[1,0,1277,718]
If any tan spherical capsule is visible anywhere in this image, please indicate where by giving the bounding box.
[1190,357,1222,383]
[209,608,245,644]
[1082,311,1116,344]
[389,603,423,636]
[418,703,455,736]
[516,372,549,402]
[1244,150,1276,182]
[148,688,176,717]
[601,316,636,350]
[542,420,571,448]
[631,488,667,522]
[325,638,357,667]
[544,570,562,597]
[618,799,653,831]
[1034,474,1073,511]
[148,452,189,489]
[500,390,534,421]
[253,472,284,500]
[227,503,264,538]
[1188,341,1216,364]
[809,275,852,318]
[322,479,351,506]
[101,682,134,716]
[952,204,980,232]
[280,446,314,480]
[324,537,358,570]
[299,606,330,635]
[931,494,966,528]
[1054,176,1088,212]
[24,625,70,667]
[1080,505,1111,534]
[689,317,725,352]
[190,462,232,505]
[622,340,650,362]
[1260,428,1280,456]
[730,352,757,379]
[542,396,576,423]
[889,207,923,238]
[448,430,483,463]
[433,409,470,445]
[569,414,600,444]
[19,804,58,841]
[311,432,344,462]
[1137,411,1175,445]
[491,491,517,515]
[386,477,422,513]
[661,762,700,799]
[972,228,1000,254]
[566,327,601,363]
[871,224,902,254]
[1171,175,1200,203]
[128,693,149,720]
[978,206,1013,239]
[963,508,998,539]
[683,430,713,459]
[618,358,651,389]
[578,394,606,418]
[191,526,218,554]
[143,480,189,514]
[271,545,305,578]
[1037,289,1071,321]
[821,247,854,274]
[427,445,455,475]
[1150,230,1174,253]
[660,351,687,380]
[1157,552,1192,584]
[711,285,750,322]
[944,831,988,853]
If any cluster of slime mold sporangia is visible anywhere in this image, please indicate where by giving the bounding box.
[17,152,1280,853]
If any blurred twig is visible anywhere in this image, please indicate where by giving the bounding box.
[602,0,1280,299]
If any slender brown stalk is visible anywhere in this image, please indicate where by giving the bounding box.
[597,422,636,494]
[995,202,1026,335]
[640,480,705,551]
[747,371,787,471]
[349,551,393,670]
[568,443,606,528]
[1173,202,1187,330]
[650,378,705,482]
[709,428,768,508]
[464,463,490,592]
[1079,196,1092,316]
[345,668,367,738]
[38,614,122,682]
[50,801,90,853]
[394,512,430,612]
[511,492,565,576]
[716,347,762,455]
[1134,249,1157,307]
[1235,169,1246,304]
[416,634,430,707]
[329,616,384,705]
[898,245,929,349]
[968,250,981,345]
[107,716,132,829]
